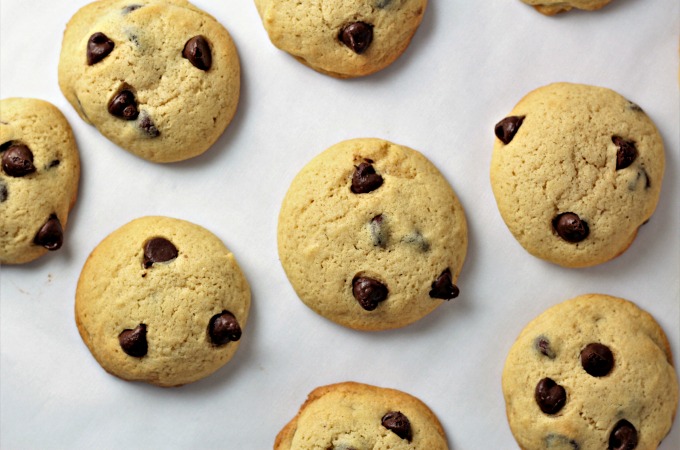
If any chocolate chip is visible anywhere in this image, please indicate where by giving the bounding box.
[48,159,60,169]
[580,343,614,377]
[403,231,430,252]
[139,114,160,137]
[208,311,242,346]
[369,214,388,247]
[87,32,115,65]
[609,420,638,450]
[552,212,589,243]
[122,4,143,14]
[351,162,383,194]
[183,36,212,71]
[119,324,147,357]
[627,101,644,113]
[612,136,638,170]
[535,336,556,359]
[495,116,525,145]
[381,411,412,442]
[0,141,13,152]
[642,168,651,189]
[376,0,393,7]
[429,268,459,300]
[142,237,178,268]
[339,22,373,54]
[2,144,36,177]
[0,180,7,203]
[34,214,63,251]
[108,90,139,120]
[352,276,388,311]
[535,378,566,415]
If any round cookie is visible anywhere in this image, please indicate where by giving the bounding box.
[254,0,427,78]
[278,138,467,331]
[490,82,664,268]
[275,382,449,449]
[521,0,613,15]
[502,294,679,450]
[0,98,80,264]
[58,0,240,163]
[75,216,250,387]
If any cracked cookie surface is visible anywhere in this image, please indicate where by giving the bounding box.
[278,138,467,331]
[502,294,678,450]
[58,0,240,162]
[490,82,664,268]
[521,0,613,15]
[75,216,250,387]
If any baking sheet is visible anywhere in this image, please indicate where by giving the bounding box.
[1,0,679,448]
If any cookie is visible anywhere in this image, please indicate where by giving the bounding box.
[502,294,679,450]
[490,82,664,268]
[275,382,449,449]
[58,0,240,163]
[254,0,427,78]
[521,0,613,15]
[75,216,250,387]
[0,98,80,265]
[278,138,467,331]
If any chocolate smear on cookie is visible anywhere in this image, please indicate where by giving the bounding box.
[369,214,388,247]
[0,180,7,203]
[139,114,160,138]
[535,336,556,359]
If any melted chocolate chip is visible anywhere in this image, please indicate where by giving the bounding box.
[381,411,412,442]
[429,268,459,300]
[34,215,63,251]
[403,231,430,252]
[495,116,525,144]
[609,420,638,450]
[580,343,614,377]
[376,0,393,7]
[351,162,383,194]
[2,144,36,177]
[352,276,388,311]
[139,114,160,137]
[369,214,387,247]
[627,101,644,113]
[87,32,115,65]
[0,180,8,203]
[208,311,242,346]
[545,434,580,449]
[119,324,147,357]
[553,212,589,243]
[536,336,556,359]
[535,378,566,415]
[122,4,143,14]
[339,22,373,54]
[48,159,60,169]
[183,36,212,71]
[108,90,139,120]
[612,136,638,170]
[142,237,178,268]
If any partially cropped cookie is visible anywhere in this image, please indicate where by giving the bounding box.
[75,216,250,387]
[0,98,80,264]
[503,294,679,450]
[275,382,449,449]
[521,0,613,15]
[254,0,427,78]
[278,138,467,331]
[58,0,240,163]
[490,83,664,268]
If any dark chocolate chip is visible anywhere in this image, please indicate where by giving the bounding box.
[108,90,139,120]
[495,116,525,145]
[139,114,160,138]
[580,343,614,377]
[352,276,388,311]
[552,212,589,243]
[376,0,393,7]
[429,268,459,300]
[536,336,556,359]
[612,136,638,170]
[339,22,373,54]
[122,4,143,14]
[535,378,566,415]
[351,162,383,194]
[0,141,13,152]
[34,214,63,251]
[119,324,147,357]
[369,214,387,247]
[403,231,430,252]
[142,237,178,268]
[381,411,412,442]
[208,311,242,346]
[2,144,36,177]
[0,180,7,203]
[48,159,60,169]
[87,32,115,65]
[609,420,638,450]
[545,434,580,449]
[183,36,212,71]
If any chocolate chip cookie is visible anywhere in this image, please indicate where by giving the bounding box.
[521,0,613,15]
[490,82,664,267]
[58,0,240,163]
[0,98,80,264]
[254,0,428,78]
[502,294,679,450]
[278,138,467,331]
[275,382,449,449]
[75,216,250,387]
